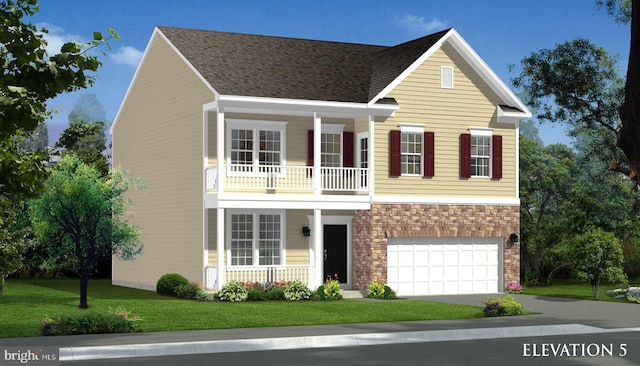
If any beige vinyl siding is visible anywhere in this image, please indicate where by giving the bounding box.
[112,32,215,290]
[374,42,517,198]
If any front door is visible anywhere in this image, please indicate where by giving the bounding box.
[323,224,347,283]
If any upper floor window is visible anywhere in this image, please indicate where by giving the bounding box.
[227,119,287,174]
[471,135,491,177]
[401,132,422,175]
[460,129,502,179]
[389,125,434,178]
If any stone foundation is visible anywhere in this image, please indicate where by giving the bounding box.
[353,203,520,291]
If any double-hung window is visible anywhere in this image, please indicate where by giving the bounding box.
[229,210,284,266]
[227,120,286,175]
[460,128,502,179]
[401,132,422,175]
[389,125,434,178]
[471,135,491,177]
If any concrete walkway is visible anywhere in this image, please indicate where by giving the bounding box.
[1,294,638,361]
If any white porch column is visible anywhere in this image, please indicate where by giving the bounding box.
[216,208,225,290]
[313,113,321,194]
[312,208,322,287]
[368,114,375,197]
[216,108,225,194]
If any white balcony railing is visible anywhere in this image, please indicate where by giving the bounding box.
[206,164,368,192]
[226,265,312,284]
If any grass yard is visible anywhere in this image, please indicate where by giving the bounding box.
[0,278,485,338]
[524,278,637,302]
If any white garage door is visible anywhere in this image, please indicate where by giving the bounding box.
[387,237,501,296]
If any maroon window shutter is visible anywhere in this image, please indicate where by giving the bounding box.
[492,135,502,179]
[460,133,471,178]
[389,130,401,176]
[307,130,314,166]
[423,131,434,177]
[343,131,354,167]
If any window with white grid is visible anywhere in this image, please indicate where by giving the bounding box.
[401,132,422,175]
[259,214,281,265]
[227,120,286,174]
[230,214,253,265]
[258,130,281,166]
[228,211,284,267]
[230,129,253,167]
[321,133,341,167]
[471,135,491,177]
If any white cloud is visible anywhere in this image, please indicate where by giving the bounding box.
[109,46,143,67]
[36,22,85,55]
[393,14,447,34]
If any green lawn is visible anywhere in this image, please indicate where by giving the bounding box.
[524,279,636,302]
[0,278,485,338]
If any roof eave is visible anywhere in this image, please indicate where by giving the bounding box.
[210,95,398,118]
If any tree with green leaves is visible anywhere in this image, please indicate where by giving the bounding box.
[569,228,627,300]
[55,121,109,177]
[0,0,117,289]
[519,135,576,282]
[30,155,143,308]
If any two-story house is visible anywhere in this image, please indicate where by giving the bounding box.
[111,26,530,296]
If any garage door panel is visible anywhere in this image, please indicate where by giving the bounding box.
[387,237,501,296]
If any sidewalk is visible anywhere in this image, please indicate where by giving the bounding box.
[1,294,638,361]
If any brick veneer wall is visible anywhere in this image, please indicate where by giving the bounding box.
[353,203,520,291]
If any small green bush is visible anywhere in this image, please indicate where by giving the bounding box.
[42,307,141,336]
[367,280,385,299]
[382,285,397,299]
[156,273,189,297]
[175,283,200,299]
[482,295,524,317]
[218,281,248,302]
[247,288,266,301]
[266,286,285,300]
[284,281,312,301]
[195,289,212,301]
[323,279,342,300]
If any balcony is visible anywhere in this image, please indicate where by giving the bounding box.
[206,164,368,193]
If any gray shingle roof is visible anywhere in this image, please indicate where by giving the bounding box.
[158,26,451,103]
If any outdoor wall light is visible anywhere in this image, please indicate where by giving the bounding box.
[509,233,519,243]
[302,227,311,237]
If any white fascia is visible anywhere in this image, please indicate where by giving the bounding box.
[214,94,398,118]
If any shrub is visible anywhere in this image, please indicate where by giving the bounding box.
[368,280,386,299]
[156,273,189,297]
[42,307,141,336]
[284,281,312,301]
[175,283,200,299]
[321,276,343,300]
[482,295,524,317]
[505,282,525,294]
[382,285,397,299]
[195,289,212,301]
[247,288,266,301]
[217,281,248,302]
[266,286,285,300]
[524,272,539,287]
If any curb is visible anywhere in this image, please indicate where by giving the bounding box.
[59,324,616,361]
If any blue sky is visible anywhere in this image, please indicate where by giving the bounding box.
[31,0,629,146]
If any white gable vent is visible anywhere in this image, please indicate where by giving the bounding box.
[441,66,454,88]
